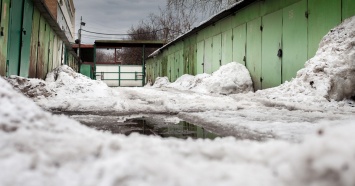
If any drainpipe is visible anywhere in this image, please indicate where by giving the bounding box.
[78,17,85,73]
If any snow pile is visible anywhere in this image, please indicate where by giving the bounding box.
[45,65,111,98]
[153,62,254,95]
[258,16,355,101]
[272,125,355,186]
[5,76,54,99]
[5,65,111,100]
[0,77,81,133]
[152,76,170,88]
[1,76,355,186]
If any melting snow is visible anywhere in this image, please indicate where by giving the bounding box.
[1,14,355,186]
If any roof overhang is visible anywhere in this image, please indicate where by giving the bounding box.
[32,0,79,62]
[148,0,258,58]
[72,44,95,49]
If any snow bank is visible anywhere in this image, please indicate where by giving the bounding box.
[45,65,111,98]
[1,76,355,186]
[6,65,111,99]
[258,16,355,101]
[153,62,254,95]
[6,65,111,100]
[5,76,54,99]
[152,76,170,88]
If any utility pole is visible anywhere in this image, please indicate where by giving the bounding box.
[78,16,85,72]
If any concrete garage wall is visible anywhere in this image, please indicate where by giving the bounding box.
[147,0,355,90]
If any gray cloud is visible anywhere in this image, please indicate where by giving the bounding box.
[74,0,166,44]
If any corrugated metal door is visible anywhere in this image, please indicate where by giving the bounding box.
[204,37,213,74]
[196,41,204,74]
[174,52,178,80]
[233,23,246,65]
[183,42,189,74]
[158,59,161,80]
[52,35,58,69]
[308,0,341,59]
[162,56,167,77]
[168,54,174,81]
[262,10,282,89]
[19,0,33,77]
[29,7,40,78]
[0,0,10,76]
[37,16,46,79]
[153,59,157,80]
[183,46,191,74]
[47,30,54,73]
[342,0,355,21]
[212,34,221,72]
[178,50,183,77]
[166,55,171,80]
[246,17,262,90]
[221,30,233,66]
[191,44,196,75]
[7,0,24,76]
[282,0,307,82]
[43,21,50,77]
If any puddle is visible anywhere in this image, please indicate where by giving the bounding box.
[65,114,219,140]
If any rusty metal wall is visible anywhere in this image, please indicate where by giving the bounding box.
[0,0,10,76]
[36,15,46,79]
[29,7,40,78]
[0,0,77,79]
[47,27,54,73]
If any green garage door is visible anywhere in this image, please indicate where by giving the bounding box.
[174,52,178,80]
[246,18,262,90]
[204,37,213,74]
[7,0,24,76]
[262,10,282,89]
[186,44,195,75]
[19,0,34,77]
[308,0,341,59]
[282,0,307,82]
[212,34,221,72]
[221,30,233,66]
[170,54,176,81]
[196,41,204,74]
[233,23,246,66]
[342,0,355,21]
[176,50,183,78]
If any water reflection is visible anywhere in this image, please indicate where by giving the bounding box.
[78,116,218,140]
[138,120,218,140]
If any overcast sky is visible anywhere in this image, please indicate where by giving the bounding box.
[74,0,167,44]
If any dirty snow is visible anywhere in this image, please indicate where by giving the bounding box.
[153,62,253,95]
[1,15,355,186]
[1,76,355,186]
